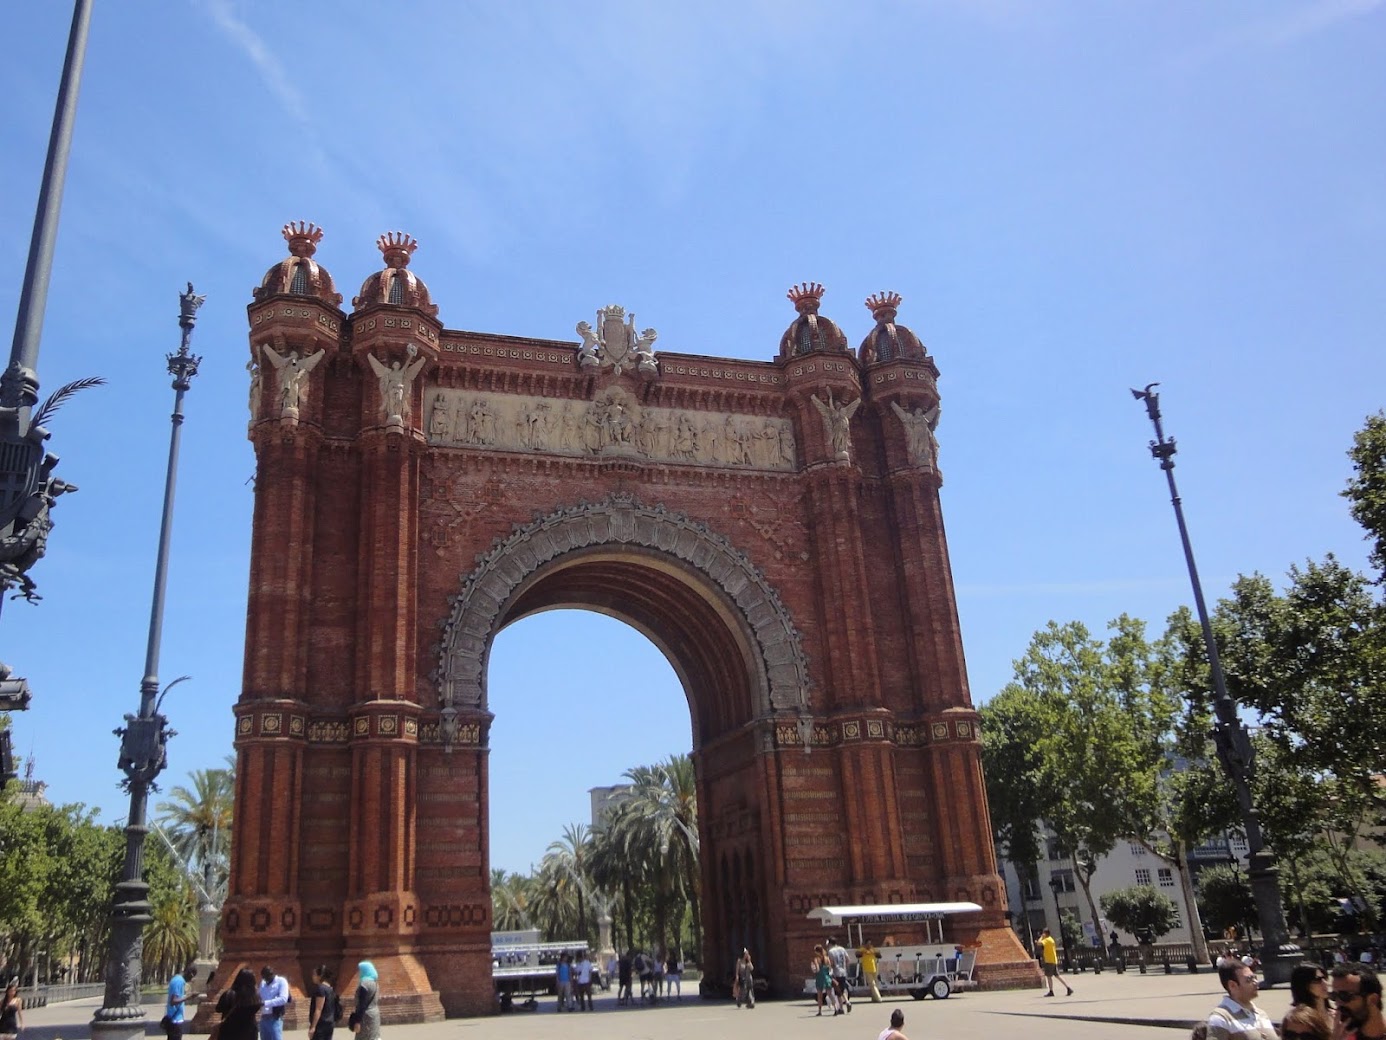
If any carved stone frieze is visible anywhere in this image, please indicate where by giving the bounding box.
[424,387,795,470]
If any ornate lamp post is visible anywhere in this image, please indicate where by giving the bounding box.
[0,0,94,723]
[1131,384,1294,984]
[90,285,203,1040]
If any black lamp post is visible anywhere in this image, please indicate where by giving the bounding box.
[90,285,203,1040]
[0,0,94,726]
[1048,877,1072,971]
[1131,385,1294,984]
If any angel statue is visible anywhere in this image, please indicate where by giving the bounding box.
[810,390,861,460]
[368,350,428,425]
[576,320,602,369]
[890,400,941,468]
[261,344,325,417]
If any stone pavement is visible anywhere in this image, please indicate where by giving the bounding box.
[21,972,1296,1040]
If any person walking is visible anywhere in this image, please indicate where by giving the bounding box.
[307,966,336,1040]
[617,950,633,1006]
[734,948,756,1009]
[665,951,682,998]
[349,962,381,1040]
[575,951,593,1011]
[826,936,852,1014]
[164,964,198,1040]
[0,980,23,1040]
[1331,962,1386,1040]
[877,1008,908,1040]
[1037,928,1073,997]
[257,966,291,1040]
[811,946,835,1016]
[858,941,883,1003]
[214,969,263,1040]
[1206,961,1277,1040]
[554,953,572,1012]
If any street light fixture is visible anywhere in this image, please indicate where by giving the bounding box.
[90,285,203,1040]
[1130,384,1294,984]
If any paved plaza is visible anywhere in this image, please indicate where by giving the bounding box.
[22,971,1295,1040]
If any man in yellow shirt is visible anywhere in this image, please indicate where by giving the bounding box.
[1037,928,1074,997]
[857,942,883,1002]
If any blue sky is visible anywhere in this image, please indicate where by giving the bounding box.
[0,1,1382,876]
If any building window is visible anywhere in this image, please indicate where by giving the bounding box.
[1158,868,1175,888]
[1047,838,1065,861]
[1023,867,1042,901]
[1230,834,1249,852]
[1050,869,1075,893]
[1129,843,1146,856]
[1134,868,1152,886]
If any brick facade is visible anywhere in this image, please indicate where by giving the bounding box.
[203,230,1038,1023]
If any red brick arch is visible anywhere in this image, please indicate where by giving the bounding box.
[208,239,1039,1024]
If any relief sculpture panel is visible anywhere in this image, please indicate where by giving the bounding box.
[425,386,796,470]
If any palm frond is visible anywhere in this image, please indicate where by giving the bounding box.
[31,376,107,431]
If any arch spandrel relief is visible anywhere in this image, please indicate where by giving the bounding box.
[424,386,796,470]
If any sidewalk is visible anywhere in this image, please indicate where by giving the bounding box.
[19,971,1293,1040]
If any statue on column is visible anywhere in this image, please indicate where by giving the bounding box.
[890,400,941,468]
[368,348,427,426]
[810,390,861,461]
[261,344,325,418]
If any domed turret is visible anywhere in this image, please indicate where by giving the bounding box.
[859,291,927,364]
[352,232,439,316]
[254,221,343,306]
[777,282,848,360]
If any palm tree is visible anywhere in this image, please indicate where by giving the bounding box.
[596,756,700,956]
[143,881,197,983]
[490,869,535,931]
[545,823,595,941]
[157,760,234,902]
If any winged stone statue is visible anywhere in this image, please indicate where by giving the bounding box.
[261,344,325,417]
[368,351,428,424]
[811,390,861,460]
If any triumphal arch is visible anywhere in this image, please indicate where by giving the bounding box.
[212,222,1035,1020]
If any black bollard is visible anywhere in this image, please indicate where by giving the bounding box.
[1163,956,1172,974]
[1186,955,1198,974]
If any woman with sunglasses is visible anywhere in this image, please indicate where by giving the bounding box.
[1290,962,1332,1014]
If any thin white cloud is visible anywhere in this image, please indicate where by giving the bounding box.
[201,0,310,125]
[1170,0,1383,73]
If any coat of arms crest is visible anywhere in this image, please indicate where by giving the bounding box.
[576,305,658,376]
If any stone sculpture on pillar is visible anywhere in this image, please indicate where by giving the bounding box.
[368,347,427,426]
[810,389,860,461]
[261,344,324,419]
[891,400,941,468]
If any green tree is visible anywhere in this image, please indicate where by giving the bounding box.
[1197,864,1256,939]
[1100,885,1179,941]
[1344,410,1386,577]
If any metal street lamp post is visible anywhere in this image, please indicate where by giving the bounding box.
[1130,384,1294,984]
[1047,877,1072,971]
[0,0,94,730]
[90,285,203,1040]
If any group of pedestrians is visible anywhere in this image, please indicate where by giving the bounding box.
[1199,959,1384,1040]
[553,950,596,1011]
[809,938,854,1016]
[202,961,379,1040]
[614,948,682,1006]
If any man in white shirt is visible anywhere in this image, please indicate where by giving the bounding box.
[827,937,852,1015]
[1206,962,1277,1040]
[575,952,593,1011]
[258,966,291,1040]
